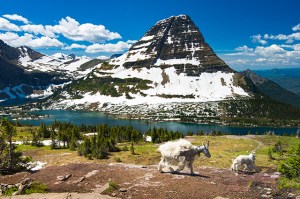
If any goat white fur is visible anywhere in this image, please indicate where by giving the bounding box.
[231,152,256,172]
[157,139,210,175]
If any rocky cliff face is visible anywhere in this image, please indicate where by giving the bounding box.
[111,15,233,75]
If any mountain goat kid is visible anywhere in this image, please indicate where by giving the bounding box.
[157,139,211,175]
[231,152,256,172]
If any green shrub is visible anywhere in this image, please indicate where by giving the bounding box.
[278,177,300,189]
[121,146,129,151]
[103,181,119,194]
[24,182,48,194]
[268,148,274,160]
[278,144,300,179]
[3,187,18,196]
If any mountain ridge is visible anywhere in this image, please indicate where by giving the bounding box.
[241,69,300,108]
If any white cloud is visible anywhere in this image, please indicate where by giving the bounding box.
[223,45,255,56]
[0,17,20,31]
[292,44,300,51]
[292,23,300,31]
[20,24,56,37]
[85,41,131,53]
[50,16,122,43]
[255,58,267,62]
[97,55,110,60]
[264,33,300,43]
[235,45,254,53]
[126,40,137,44]
[251,34,267,45]
[63,43,87,50]
[3,14,29,24]
[0,32,63,48]
[255,44,285,57]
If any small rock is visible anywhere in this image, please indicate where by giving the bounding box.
[119,188,127,192]
[54,181,62,185]
[112,193,117,197]
[270,175,279,179]
[261,194,271,198]
[7,185,15,189]
[295,195,300,199]
[266,191,272,195]
[234,173,238,176]
[57,175,65,181]
[57,175,70,181]
[288,193,296,198]
[210,182,216,185]
[257,186,262,190]
[214,197,229,199]
[141,165,147,168]
[85,170,99,178]
[273,172,281,175]
[263,173,270,177]
[74,177,85,183]
[264,188,272,191]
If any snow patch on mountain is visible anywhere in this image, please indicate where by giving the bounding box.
[154,58,200,66]
[18,51,91,77]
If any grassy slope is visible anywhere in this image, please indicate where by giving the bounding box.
[17,134,300,172]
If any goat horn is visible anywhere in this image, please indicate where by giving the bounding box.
[207,140,210,147]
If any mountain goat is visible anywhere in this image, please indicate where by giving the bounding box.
[231,152,256,172]
[157,139,211,175]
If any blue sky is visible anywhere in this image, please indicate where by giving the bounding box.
[0,0,299,70]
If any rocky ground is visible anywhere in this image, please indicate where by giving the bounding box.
[1,162,297,199]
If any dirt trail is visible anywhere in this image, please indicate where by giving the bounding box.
[0,162,284,199]
[225,135,263,152]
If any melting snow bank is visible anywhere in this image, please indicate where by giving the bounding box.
[28,161,47,171]
[12,140,64,146]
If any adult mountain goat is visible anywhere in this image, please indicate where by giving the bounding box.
[157,139,211,175]
[231,152,256,172]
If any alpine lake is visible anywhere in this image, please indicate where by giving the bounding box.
[14,109,298,135]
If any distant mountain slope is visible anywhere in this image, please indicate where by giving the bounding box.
[0,39,93,101]
[241,69,300,108]
[255,68,300,97]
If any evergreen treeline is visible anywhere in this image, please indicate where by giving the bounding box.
[221,96,300,120]
[77,124,142,159]
[145,127,184,143]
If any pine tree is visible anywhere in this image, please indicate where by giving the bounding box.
[69,129,77,151]
[130,141,135,155]
[50,127,57,149]
[38,123,50,138]
[0,119,29,173]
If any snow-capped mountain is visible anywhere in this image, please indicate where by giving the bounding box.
[0,40,94,102]
[50,15,252,110]
[17,48,92,77]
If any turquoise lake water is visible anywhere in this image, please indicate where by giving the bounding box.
[18,110,297,135]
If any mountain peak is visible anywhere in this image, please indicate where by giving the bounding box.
[155,14,190,25]
[110,15,233,75]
